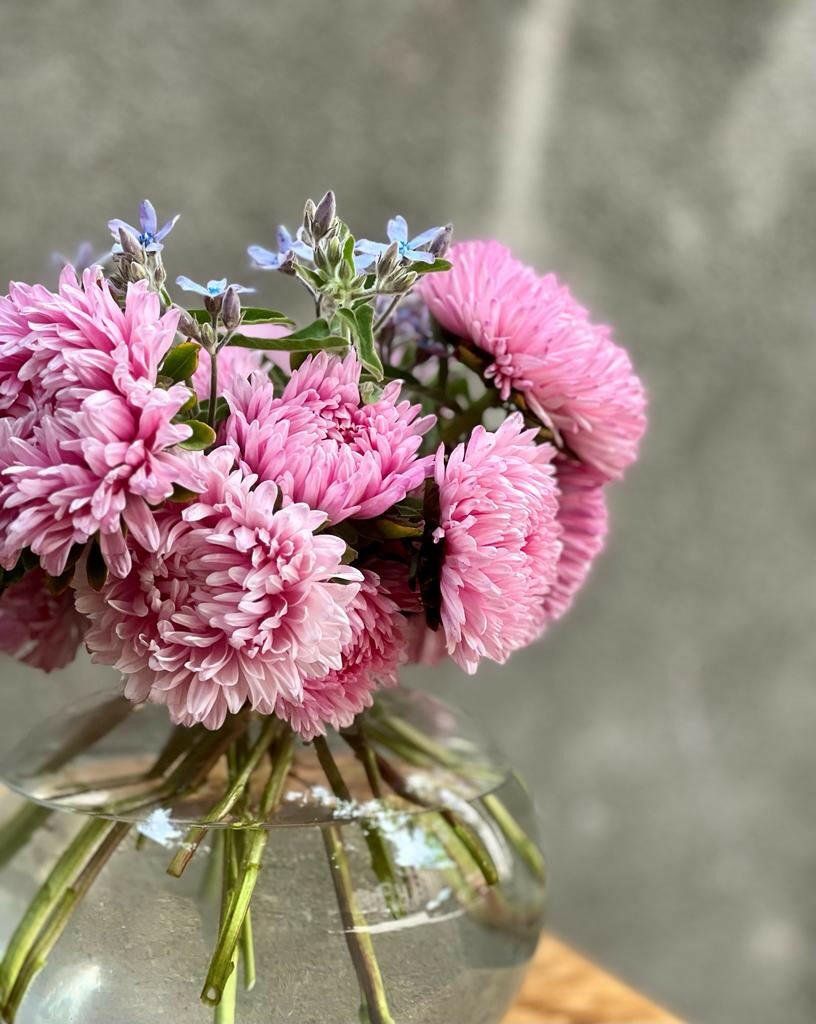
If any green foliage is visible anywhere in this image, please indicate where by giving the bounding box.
[160,342,201,383]
[179,420,217,451]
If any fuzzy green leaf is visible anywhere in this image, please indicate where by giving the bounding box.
[411,257,453,277]
[179,420,217,451]
[353,304,383,380]
[239,307,294,326]
[160,342,201,383]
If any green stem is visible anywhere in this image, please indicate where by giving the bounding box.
[0,804,52,872]
[201,731,294,1008]
[314,738,404,919]
[372,750,499,889]
[322,824,395,1024]
[370,709,542,883]
[168,718,279,877]
[0,817,110,1005]
[481,793,546,882]
[373,294,402,335]
[2,821,132,1024]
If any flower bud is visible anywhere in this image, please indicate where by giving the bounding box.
[429,224,453,259]
[204,292,223,316]
[278,250,298,276]
[176,307,201,340]
[118,227,143,258]
[312,190,336,240]
[129,263,148,282]
[221,285,242,331]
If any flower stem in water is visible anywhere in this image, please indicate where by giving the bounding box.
[322,823,395,1024]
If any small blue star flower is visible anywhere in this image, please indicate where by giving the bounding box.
[51,241,109,273]
[108,199,180,253]
[248,226,314,270]
[175,276,255,297]
[356,215,442,266]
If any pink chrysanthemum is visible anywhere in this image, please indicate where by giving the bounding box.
[434,414,563,673]
[192,345,265,402]
[275,569,407,739]
[1,384,201,578]
[0,266,181,414]
[0,569,86,672]
[0,266,198,577]
[544,459,609,623]
[226,351,434,524]
[76,448,362,729]
[420,241,646,480]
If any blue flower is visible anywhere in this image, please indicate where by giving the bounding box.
[356,215,442,267]
[248,226,314,270]
[51,241,108,272]
[108,199,179,253]
[175,277,255,297]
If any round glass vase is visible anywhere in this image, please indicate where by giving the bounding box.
[0,687,545,1024]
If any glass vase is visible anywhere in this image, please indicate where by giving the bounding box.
[0,687,545,1024]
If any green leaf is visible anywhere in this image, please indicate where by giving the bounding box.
[169,484,199,504]
[334,307,357,334]
[179,420,217,451]
[352,304,383,380]
[228,333,348,354]
[359,381,384,404]
[196,396,230,428]
[411,258,453,276]
[186,309,213,325]
[228,319,350,354]
[239,307,294,326]
[342,235,356,271]
[160,342,201,383]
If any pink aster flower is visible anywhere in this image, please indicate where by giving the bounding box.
[275,569,407,739]
[420,241,646,480]
[1,266,181,413]
[1,384,201,578]
[225,351,435,523]
[543,459,609,623]
[0,281,55,417]
[192,345,265,402]
[434,414,562,673]
[76,448,362,730]
[0,569,87,672]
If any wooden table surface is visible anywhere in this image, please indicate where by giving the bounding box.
[504,935,685,1024]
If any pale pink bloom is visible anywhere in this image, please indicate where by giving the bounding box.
[0,281,54,417]
[405,618,448,667]
[420,241,646,480]
[226,351,435,523]
[76,449,362,729]
[0,569,86,672]
[192,345,265,402]
[1,385,201,578]
[543,459,609,623]
[434,414,562,673]
[0,266,181,413]
[276,570,407,739]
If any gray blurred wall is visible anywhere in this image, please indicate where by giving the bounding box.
[1,2,814,1021]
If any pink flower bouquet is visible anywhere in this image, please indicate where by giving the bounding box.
[0,194,645,1023]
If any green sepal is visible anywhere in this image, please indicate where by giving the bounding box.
[160,342,201,383]
[179,420,217,451]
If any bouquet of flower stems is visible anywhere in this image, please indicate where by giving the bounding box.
[0,192,645,1023]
